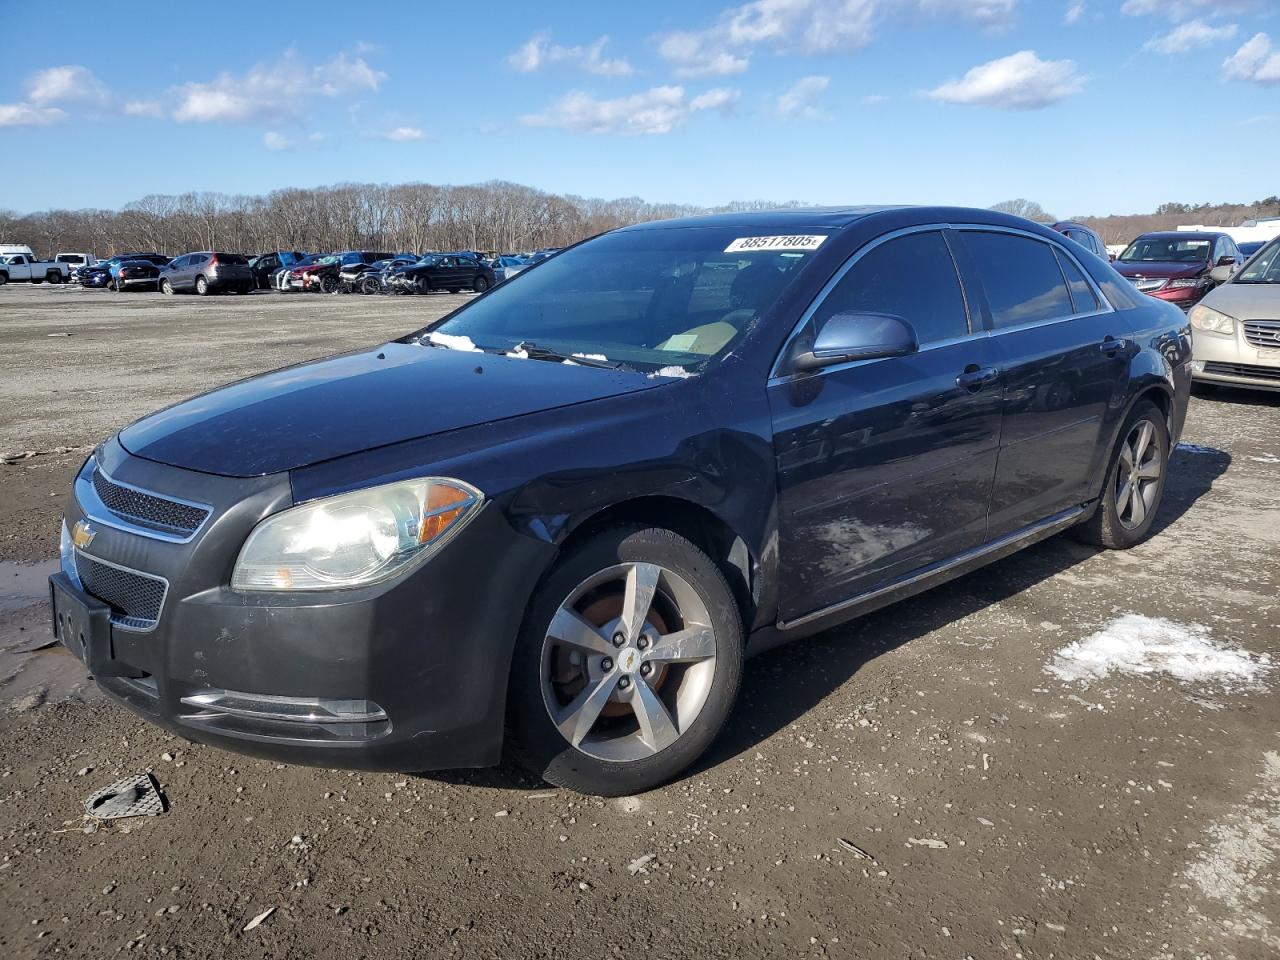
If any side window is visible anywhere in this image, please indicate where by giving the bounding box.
[963,232,1074,328]
[812,230,969,345]
[1055,249,1100,314]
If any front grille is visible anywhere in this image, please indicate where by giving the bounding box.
[92,468,209,536]
[1242,319,1280,349]
[1129,278,1167,293]
[75,553,167,629]
[1202,361,1280,383]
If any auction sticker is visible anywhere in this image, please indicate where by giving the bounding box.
[724,235,827,253]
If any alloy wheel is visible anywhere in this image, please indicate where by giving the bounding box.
[1114,419,1162,530]
[539,562,718,763]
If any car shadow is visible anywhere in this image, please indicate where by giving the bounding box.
[1192,383,1280,410]
[423,444,1229,794]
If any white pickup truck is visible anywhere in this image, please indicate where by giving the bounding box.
[0,253,72,285]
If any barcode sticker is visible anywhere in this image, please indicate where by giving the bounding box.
[724,235,826,253]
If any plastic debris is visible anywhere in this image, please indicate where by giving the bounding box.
[243,906,276,932]
[83,773,167,820]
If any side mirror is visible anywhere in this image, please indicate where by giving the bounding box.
[1209,264,1234,283]
[1216,255,1235,267]
[789,312,918,373]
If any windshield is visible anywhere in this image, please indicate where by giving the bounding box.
[1119,237,1211,264]
[1234,239,1280,283]
[422,227,830,372]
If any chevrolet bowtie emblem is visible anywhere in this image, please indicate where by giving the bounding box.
[71,520,96,550]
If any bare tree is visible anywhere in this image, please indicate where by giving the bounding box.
[989,199,1056,223]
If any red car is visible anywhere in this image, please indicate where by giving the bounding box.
[1113,231,1243,310]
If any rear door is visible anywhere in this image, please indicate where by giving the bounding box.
[768,227,1003,622]
[956,229,1129,537]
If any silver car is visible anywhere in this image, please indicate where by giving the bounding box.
[1190,236,1280,392]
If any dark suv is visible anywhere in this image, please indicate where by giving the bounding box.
[159,252,255,296]
[49,206,1191,796]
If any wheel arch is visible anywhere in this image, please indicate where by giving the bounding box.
[556,496,761,640]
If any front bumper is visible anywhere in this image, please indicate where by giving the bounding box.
[1191,326,1280,392]
[54,438,553,771]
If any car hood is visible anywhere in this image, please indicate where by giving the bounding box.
[1113,260,1205,280]
[1200,281,1280,320]
[119,343,664,477]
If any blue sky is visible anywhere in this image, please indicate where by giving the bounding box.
[2,0,1277,217]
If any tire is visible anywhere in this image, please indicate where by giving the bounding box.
[416,277,432,295]
[115,279,127,292]
[448,287,461,294]
[1072,400,1169,549]
[195,276,209,296]
[320,274,341,294]
[473,276,490,293]
[47,271,63,284]
[32,278,43,285]
[0,273,8,286]
[160,280,174,296]
[361,276,382,295]
[507,525,744,796]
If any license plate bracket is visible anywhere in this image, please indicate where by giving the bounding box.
[49,573,143,678]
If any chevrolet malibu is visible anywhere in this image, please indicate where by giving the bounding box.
[51,207,1191,796]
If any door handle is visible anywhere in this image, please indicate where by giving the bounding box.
[1099,336,1129,354]
[956,365,1000,390]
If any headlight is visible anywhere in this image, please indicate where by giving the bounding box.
[231,478,482,592]
[1188,304,1236,336]
[1166,278,1203,289]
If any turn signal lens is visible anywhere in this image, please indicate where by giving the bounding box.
[231,478,482,592]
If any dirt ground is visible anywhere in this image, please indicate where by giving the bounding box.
[1,283,1278,960]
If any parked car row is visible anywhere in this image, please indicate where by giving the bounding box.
[46,248,543,296]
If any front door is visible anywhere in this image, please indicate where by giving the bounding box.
[768,229,1004,623]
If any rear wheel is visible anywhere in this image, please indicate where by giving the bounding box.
[473,275,490,293]
[195,275,209,296]
[47,271,63,284]
[416,276,432,295]
[508,526,743,796]
[1072,400,1169,549]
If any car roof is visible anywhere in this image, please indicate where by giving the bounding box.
[618,206,910,232]
[1136,231,1225,241]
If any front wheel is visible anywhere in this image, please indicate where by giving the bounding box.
[319,274,341,294]
[1072,400,1169,549]
[508,526,744,796]
[160,279,174,296]
[416,277,432,295]
[361,276,382,295]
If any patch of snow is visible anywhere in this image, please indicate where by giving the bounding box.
[1046,614,1271,691]
[1176,442,1224,456]
[1250,453,1280,464]
[648,365,694,379]
[572,352,608,362]
[426,332,480,352]
[505,348,529,359]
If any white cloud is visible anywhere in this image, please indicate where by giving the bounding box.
[1064,2,1085,24]
[263,131,292,151]
[521,85,738,135]
[122,100,163,118]
[862,93,890,104]
[26,65,108,105]
[0,102,66,127]
[1122,0,1257,19]
[656,0,1019,76]
[382,126,426,141]
[927,50,1085,109]
[174,50,386,123]
[1224,33,1280,85]
[657,32,750,77]
[508,31,634,77]
[774,75,830,118]
[1146,18,1237,53]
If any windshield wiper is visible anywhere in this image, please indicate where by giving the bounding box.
[511,341,620,369]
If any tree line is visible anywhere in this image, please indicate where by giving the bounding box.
[0,181,802,259]
[5,181,1278,259]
